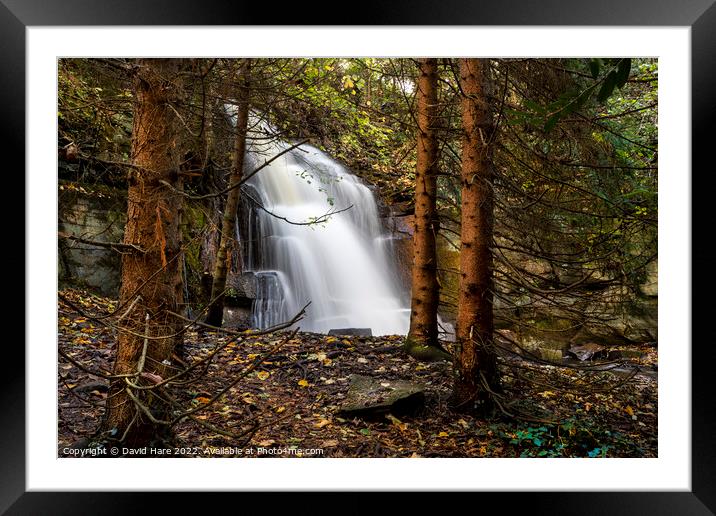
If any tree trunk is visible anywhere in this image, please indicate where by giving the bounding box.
[102,59,185,448]
[406,58,440,351]
[205,59,251,326]
[452,58,499,413]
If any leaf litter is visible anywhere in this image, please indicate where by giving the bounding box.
[58,288,657,458]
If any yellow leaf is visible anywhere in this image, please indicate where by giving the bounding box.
[276,406,286,413]
[256,371,270,381]
[298,379,310,388]
[539,391,556,398]
[625,405,634,416]
[314,418,331,429]
[326,336,338,343]
[386,414,407,432]
[438,432,449,438]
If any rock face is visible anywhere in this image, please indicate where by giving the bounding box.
[338,374,425,418]
[222,272,258,329]
[58,184,127,296]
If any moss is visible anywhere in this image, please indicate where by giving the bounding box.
[402,335,452,362]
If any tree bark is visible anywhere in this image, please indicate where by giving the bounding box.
[407,58,440,350]
[452,58,499,413]
[205,59,251,326]
[102,59,185,448]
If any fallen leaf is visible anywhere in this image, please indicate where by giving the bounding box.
[298,379,310,387]
[314,418,331,429]
[196,396,211,404]
[256,371,270,381]
[386,414,407,432]
[438,431,449,438]
[322,439,339,447]
[276,406,286,413]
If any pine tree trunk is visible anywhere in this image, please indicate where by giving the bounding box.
[407,58,440,349]
[205,59,251,326]
[452,58,499,412]
[102,59,185,448]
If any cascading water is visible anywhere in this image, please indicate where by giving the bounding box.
[239,123,411,336]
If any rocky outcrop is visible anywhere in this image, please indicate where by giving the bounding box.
[58,183,127,296]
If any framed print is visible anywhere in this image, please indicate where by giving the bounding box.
[6,0,715,513]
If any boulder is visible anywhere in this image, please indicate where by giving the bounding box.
[338,374,425,418]
[225,272,258,308]
[328,328,372,337]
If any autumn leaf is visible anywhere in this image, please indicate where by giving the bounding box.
[386,414,407,432]
[297,379,310,387]
[276,406,286,413]
[256,371,270,381]
[196,396,211,404]
[624,405,634,416]
[438,431,449,438]
[314,418,331,429]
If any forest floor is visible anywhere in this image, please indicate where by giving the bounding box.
[58,288,658,458]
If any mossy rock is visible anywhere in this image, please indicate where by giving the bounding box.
[338,374,425,418]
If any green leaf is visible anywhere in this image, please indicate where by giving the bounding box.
[597,71,618,102]
[615,58,631,89]
[544,113,561,133]
[588,59,600,79]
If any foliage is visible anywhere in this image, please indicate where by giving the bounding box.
[58,59,133,158]
[494,418,643,458]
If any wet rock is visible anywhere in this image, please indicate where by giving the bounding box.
[538,348,564,362]
[223,306,253,329]
[328,328,372,337]
[225,272,257,308]
[566,342,606,361]
[338,374,425,418]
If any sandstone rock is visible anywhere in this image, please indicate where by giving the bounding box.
[338,374,425,417]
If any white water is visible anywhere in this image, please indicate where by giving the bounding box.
[242,132,410,335]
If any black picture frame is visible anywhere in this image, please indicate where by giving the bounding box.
[6,0,714,513]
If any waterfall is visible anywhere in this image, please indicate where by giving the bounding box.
[239,124,410,336]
